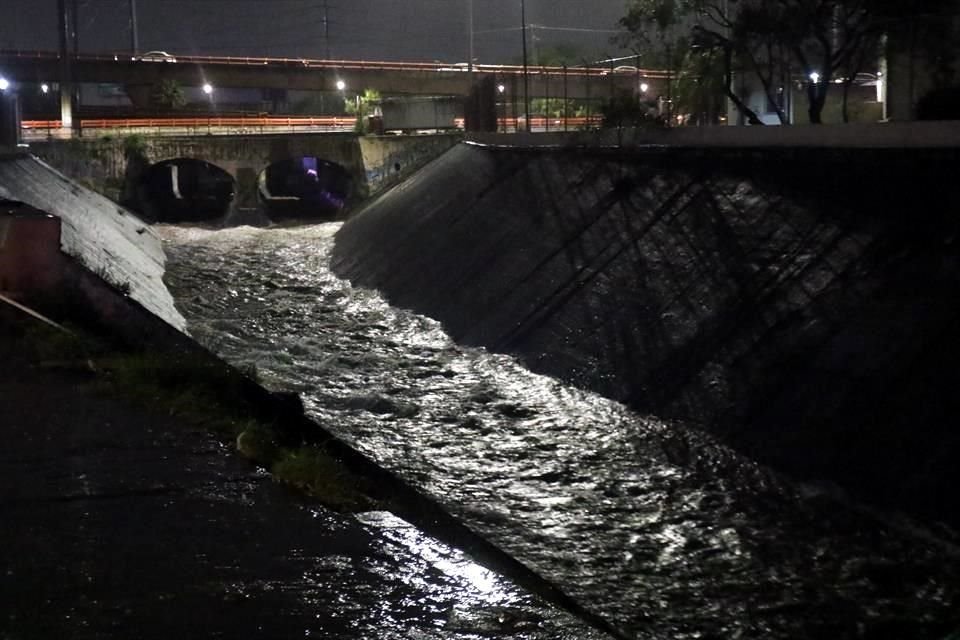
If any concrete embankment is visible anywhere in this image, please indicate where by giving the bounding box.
[331,135,960,527]
[0,153,185,332]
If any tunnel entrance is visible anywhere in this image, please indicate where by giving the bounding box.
[136,159,236,224]
[257,157,352,221]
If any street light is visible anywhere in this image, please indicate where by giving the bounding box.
[41,83,50,94]
[335,80,347,130]
[202,82,214,133]
[497,83,506,132]
[640,82,649,93]
[809,71,820,84]
[0,77,9,92]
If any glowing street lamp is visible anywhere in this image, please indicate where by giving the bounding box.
[202,83,215,134]
[640,82,649,93]
[809,71,820,84]
[335,79,346,91]
[0,77,9,92]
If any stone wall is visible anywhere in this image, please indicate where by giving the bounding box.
[28,132,462,208]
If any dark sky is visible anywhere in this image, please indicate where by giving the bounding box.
[1,0,632,63]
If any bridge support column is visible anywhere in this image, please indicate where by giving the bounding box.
[0,92,22,148]
[59,89,73,131]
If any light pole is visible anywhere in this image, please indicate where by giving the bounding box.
[203,82,214,134]
[41,83,52,138]
[520,0,530,132]
[336,79,346,130]
[467,0,474,75]
[497,82,506,132]
[129,0,139,55]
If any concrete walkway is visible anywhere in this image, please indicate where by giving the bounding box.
[0,309,595,640]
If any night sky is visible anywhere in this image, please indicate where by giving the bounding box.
[0,0,632,63]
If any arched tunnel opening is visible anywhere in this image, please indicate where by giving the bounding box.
[135,158,236,224]
[257,156,352,221]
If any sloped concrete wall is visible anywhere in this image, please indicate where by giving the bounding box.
[0,154,185,331]
[332,141,960,526]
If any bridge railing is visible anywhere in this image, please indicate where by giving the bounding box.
[21,115,604,138]
[0,48,671,79]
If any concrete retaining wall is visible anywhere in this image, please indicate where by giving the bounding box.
[359,134,462,195]
[468,120,960,149]
[332,141,960,527]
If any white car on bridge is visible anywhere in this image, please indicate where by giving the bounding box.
[139,51,177,63]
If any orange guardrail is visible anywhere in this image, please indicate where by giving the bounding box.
[23,115,603,132]
[23,116,357,130]
[20,114,610,139]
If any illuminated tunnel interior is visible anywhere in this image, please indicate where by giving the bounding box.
[257,156,352,221]
[136,158,236,224]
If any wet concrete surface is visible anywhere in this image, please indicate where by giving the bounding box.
[0,315,601,640]
[162,223,960,640]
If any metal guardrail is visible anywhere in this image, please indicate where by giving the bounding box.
[19,115,604,137]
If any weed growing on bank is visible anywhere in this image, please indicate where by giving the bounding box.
[15,318,377,513]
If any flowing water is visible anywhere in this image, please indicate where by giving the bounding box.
[161,222,960,640]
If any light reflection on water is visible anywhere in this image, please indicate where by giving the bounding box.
[161,222,960,640]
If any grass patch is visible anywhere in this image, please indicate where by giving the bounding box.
[97,350,260,438]
[269,445,376,512]
[10,314,379,513]
[21,322,95,361]
[98,348,377,512]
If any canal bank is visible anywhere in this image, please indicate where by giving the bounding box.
[0,308,600,639]
[331,133,960,530]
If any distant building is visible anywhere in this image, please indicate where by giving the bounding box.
[885,5,960,121]
[726,73,883,125]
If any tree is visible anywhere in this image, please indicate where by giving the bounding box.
[151,78,185,112]
[621,0,766,125]
[621,0,894,124]
[345,88,381,134]
[672,44,729,124]
[601,89,661,128]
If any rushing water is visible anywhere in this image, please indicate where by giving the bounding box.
[161,222,960,640]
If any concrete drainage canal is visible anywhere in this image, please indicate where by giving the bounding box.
[159,222,960,640]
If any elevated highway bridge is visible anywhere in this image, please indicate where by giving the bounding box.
[0,49,668,107]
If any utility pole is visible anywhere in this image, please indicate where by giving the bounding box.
[468,0,474,74]
[323,0,331,59]
[129,0,139,55]
[71,0,81,135]
[520,0,530,132]
[57,0,75,132]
